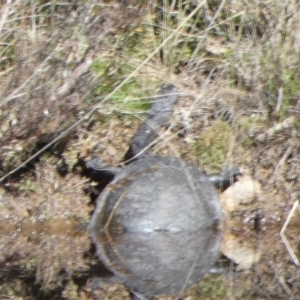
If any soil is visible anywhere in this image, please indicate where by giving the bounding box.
[1,110,299,299]
[0,1,300,300]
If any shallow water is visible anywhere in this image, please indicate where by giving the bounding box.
[1,208,300,299]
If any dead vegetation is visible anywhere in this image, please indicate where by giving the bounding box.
[0,0,300,299]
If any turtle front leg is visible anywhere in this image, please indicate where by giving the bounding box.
[207,167,241,190]
[85,157,120,182]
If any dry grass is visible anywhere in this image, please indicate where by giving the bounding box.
[0,0,300,299]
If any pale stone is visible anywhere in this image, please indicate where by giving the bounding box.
[220,175,261,212]
[221,234,261,270]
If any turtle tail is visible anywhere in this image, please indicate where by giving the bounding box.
[124,84,178,162]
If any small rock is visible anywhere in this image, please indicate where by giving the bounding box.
[220,175,261,212]
[221,234,261,270]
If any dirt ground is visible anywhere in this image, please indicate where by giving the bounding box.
[0,1,300,299]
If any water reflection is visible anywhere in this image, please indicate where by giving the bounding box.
[1,209,300,299]
[90,227,222,298]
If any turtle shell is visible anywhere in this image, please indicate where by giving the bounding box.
[90,226,221,296]
[89,155,221,234]
[88,155,222,296]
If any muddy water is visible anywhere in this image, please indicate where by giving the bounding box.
[1,208,300,300]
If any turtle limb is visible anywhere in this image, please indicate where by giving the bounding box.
[85,157,120,182]
[207,167,241,191]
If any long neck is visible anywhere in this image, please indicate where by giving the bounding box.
[124,84,178,162]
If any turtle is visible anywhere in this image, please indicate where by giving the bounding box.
[87,84,240,297]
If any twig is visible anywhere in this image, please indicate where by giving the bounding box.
[256,116,296,142]
[274,266,292,296]
[272,145,293,179]
[55,52,94,99]
[187,0,237,68]
[280,199,300,266]
[0,0,12,35]
[276,87,283,113]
